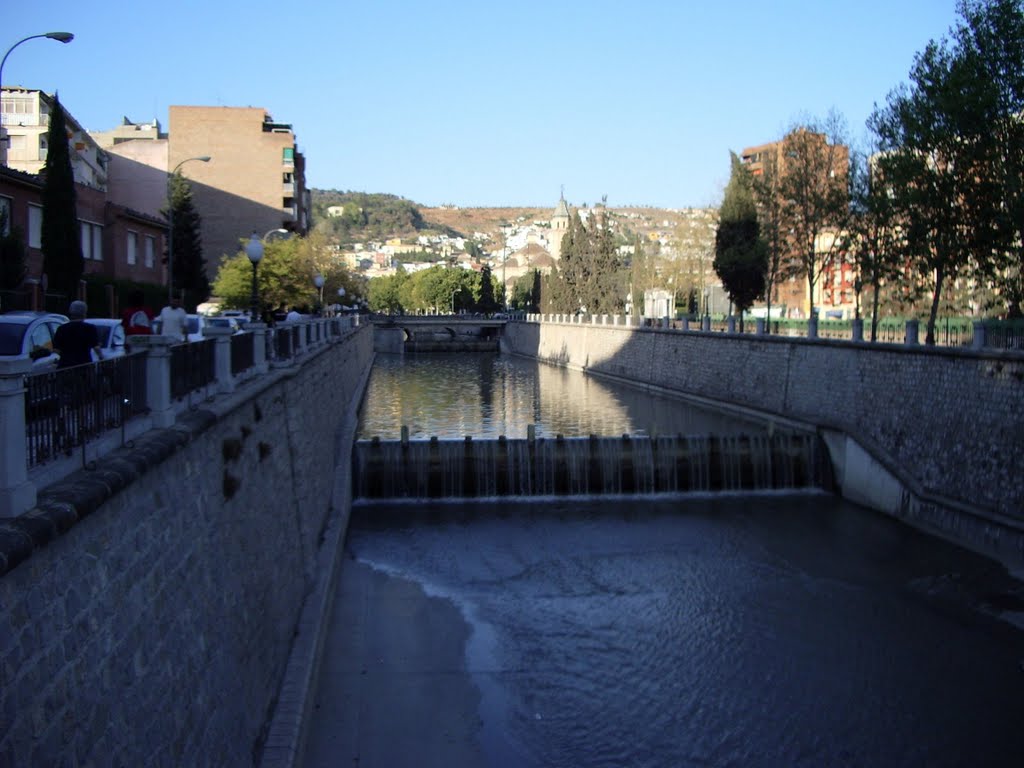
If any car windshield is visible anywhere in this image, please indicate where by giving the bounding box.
[186,317,200,333]
[0,323,27,355]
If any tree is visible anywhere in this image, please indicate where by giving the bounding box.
[847,147,906,340]
[714,153,767,329]
[779,112,852,318]
[750,150,788,328]
[510,269,541,311]
[870,0,1018,341]
[549,210,624,314]
[40,93,83,303]
[477,264,499,314]
[0,211,27,297]
[165,174,209,306]
[367,268,408,314]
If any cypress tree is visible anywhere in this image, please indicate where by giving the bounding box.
[165,174,210,305]
[714,152,767,329]
[40,93,83,304]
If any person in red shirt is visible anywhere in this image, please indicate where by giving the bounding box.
[121,289,155,336]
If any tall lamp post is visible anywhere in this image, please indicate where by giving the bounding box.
[0,32,74,165]
[166,155,210,303]
[245,232,264,323]
[313,273,324,313]
[337,287,346,316]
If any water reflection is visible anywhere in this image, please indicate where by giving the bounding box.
[357,353,764,440]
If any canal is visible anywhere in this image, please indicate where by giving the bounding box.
[303,352,1024,768]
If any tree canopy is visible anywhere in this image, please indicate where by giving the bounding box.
[164,173,209,306]
[714,153,766,323]
[40,94,83,303]
[870,0,1024,338]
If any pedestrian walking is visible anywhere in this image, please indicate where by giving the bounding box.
[159,296,188,342]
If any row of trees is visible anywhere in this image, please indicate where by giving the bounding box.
[366,264,501,315]
[714,0,1024,344]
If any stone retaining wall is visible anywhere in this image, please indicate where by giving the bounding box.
[0,326,373,767]
[502,321,1024,561]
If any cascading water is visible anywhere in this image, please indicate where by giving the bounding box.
[352,431,832,501]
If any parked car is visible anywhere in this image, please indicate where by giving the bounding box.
[84,318,128,360]
[0,311,68,369]
[206,316,243,333]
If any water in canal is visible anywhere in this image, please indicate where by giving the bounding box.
[346,352,1024,767]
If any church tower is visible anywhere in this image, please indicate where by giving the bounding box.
[549,191,571,261]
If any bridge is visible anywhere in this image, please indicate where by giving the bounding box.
[369,313,507,352]
[1,313,1022,765]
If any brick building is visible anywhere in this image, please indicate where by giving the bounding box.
[167,106,310,276]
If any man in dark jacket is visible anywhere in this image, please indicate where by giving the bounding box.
[54,300,101,368]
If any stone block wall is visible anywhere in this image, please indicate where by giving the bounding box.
[503,322,1024,521]
[0,327,373,767]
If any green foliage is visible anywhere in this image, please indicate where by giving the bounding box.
[477,264,499,313]
[312,191,454,244]
[870,0,1024,338]
[211,234,361,313]
[714,154,767,319]
[164,174,210,305]
[0,212,26,293]
[548,212,624,314]
[41,94,83,302]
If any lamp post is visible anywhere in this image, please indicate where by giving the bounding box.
[337,287,346,317]
[0,32,74,164]
[167,155,211,303]
[245,232,264,323]
[313,273,324,313]
[450,288,459,314]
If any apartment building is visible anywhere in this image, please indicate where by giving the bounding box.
[1,88,108,190]
[168,106,310,275]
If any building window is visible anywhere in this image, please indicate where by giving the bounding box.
[282,147,294,162]
[38,135,48,162]
[127,231,138,265]
[80,221,103,261]
[144,235,155,268]
[28,204,42,248]
[0,196,11,236]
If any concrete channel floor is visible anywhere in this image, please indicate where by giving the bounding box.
[301,552,488,768]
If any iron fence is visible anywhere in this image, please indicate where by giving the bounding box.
[24,353,148,468]
[230,332,255,375]
[170,339,215,400]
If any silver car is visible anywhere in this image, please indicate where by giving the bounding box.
[0,311,69,369]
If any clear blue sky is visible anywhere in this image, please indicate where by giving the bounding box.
[10,0,961,208]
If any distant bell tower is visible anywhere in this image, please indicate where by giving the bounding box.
[549,189,570,261]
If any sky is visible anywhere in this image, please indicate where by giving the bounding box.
[10,0,963,209]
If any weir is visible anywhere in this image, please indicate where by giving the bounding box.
[352,431,833,500]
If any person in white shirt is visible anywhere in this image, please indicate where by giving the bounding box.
[159,296,188,341]
[285,307,302,322]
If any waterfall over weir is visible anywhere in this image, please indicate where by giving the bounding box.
[352,432,834,501]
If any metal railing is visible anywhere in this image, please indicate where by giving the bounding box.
[230,333,255,376]
[24,353,148,468]
[170,339,215,400]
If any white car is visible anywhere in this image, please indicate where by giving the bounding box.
[0,311,68,369]
[84,318,128,360]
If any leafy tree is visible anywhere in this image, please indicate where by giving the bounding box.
[510,269,541,312]
[212,232,359,313]
[847,147,906,340]
[367,268,408,313]
[779,112,852,318]
[40,93,83,303]
[750,150,788,327]
[870,0,1018,340]
[164,173,209,306]
[714,153,766,329]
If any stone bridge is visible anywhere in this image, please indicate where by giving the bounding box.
[370,314,507,353]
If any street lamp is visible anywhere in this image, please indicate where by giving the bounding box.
[167,155,210,302]
[313,273,324,312]
[450,288,459,314]
[337,286,346,317]
[0,32,74,164]
[245,232,265,323]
